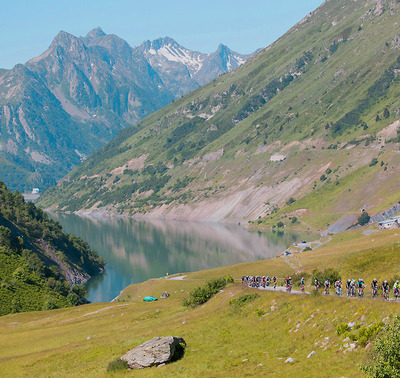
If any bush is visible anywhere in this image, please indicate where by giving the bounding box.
[106,358,129,372]
[291,217,298,224]
[183,277,227,307]
[358,211,371,226]
[229,293,259,308]
[286,197,296,206]
[312,268,341,284]
[337,323,351,336]
[303,246,312,252]
[361,317,400,376]
[225,275,234,284]
[369,158,378,167]
[276,221,284,228]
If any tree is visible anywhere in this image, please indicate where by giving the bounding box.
[362,316,400,377]
[383,107,390,119]
[358,211,371,226]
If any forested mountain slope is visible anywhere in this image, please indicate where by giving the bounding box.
[0,181,104,315]
[39,0,400,232]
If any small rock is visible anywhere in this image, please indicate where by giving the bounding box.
[242,359,249,362]
[343,337,350,343]
[344,343,349,348]
[270,305,277,312]
[257,363,263,367]
[360,315,366,322]
[307,351,316,358]
[285,357,294,363]
[160,292,170,299]
[157,363,165,368]
[87,336,92,341]
[365,343,372,350]
[348,321,356,328]
[182,320,187,325]
[350,343,356,349]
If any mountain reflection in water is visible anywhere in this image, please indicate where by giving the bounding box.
[48,213,314,303]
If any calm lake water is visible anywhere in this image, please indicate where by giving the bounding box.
[48,213,314,303]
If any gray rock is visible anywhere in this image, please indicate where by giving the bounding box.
[348,321,356,329]
[307,351,316,358]
[285,357,294,363]
[121,336,186,369]
[160,291,170,299]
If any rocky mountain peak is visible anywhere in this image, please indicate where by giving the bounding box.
[86,27,106,39]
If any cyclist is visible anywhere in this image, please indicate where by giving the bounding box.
[350,279,356,297]
[314,278,320,292]
[346,279,351,297]
[335,279,342,296]
[273,276,277,289]
[382,280,390,300]
[394,280,400,299]
[266,276,271,287]
[357,278,365,297]
[324,279,330,295]
[371,278,378,298]
[300,277,305,292]
[286,276,292,292]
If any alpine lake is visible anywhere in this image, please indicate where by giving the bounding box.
[48,213,316,303]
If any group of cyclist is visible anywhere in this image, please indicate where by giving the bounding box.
[314,277,400,300]
[242,274,400,300]
[242,275,278,289]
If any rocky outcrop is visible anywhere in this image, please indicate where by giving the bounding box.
[121,336,186,369]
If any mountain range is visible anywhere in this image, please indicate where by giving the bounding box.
[0,28,252,192]
[38,0,400,233]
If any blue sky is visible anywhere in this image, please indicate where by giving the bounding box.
[0,0,324,69]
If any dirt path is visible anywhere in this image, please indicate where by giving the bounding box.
[59,303,136,323]
[248,284,399,302]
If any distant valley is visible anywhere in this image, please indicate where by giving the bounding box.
[0,28,252,192]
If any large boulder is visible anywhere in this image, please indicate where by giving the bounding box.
[121,336,186,369]
[160,291,170,298]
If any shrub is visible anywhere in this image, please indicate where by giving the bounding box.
[369,158,378,167]
[276,221,284,228]
[229,293,259,308]
[291,217,298,224]
[358,211,371,226]
[183,277,227,307]
[286,197,296,206]
[303,246,312,252]
[337,323,351,336]
[225,275,234,284]
[361,317,400,376]
[106,358,129,372]
[312,268,341,284]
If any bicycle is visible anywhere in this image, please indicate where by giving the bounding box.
[372,287,378,298]
[383,289,389,300]
[358,288,364,298]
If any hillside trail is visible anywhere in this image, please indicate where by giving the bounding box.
[253,284,399,302]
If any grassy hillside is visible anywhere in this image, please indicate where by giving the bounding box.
[1,226,400,376]
[0,181,105,315]
[39,0,400,230]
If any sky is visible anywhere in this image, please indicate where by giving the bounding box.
[0,0,324,69]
